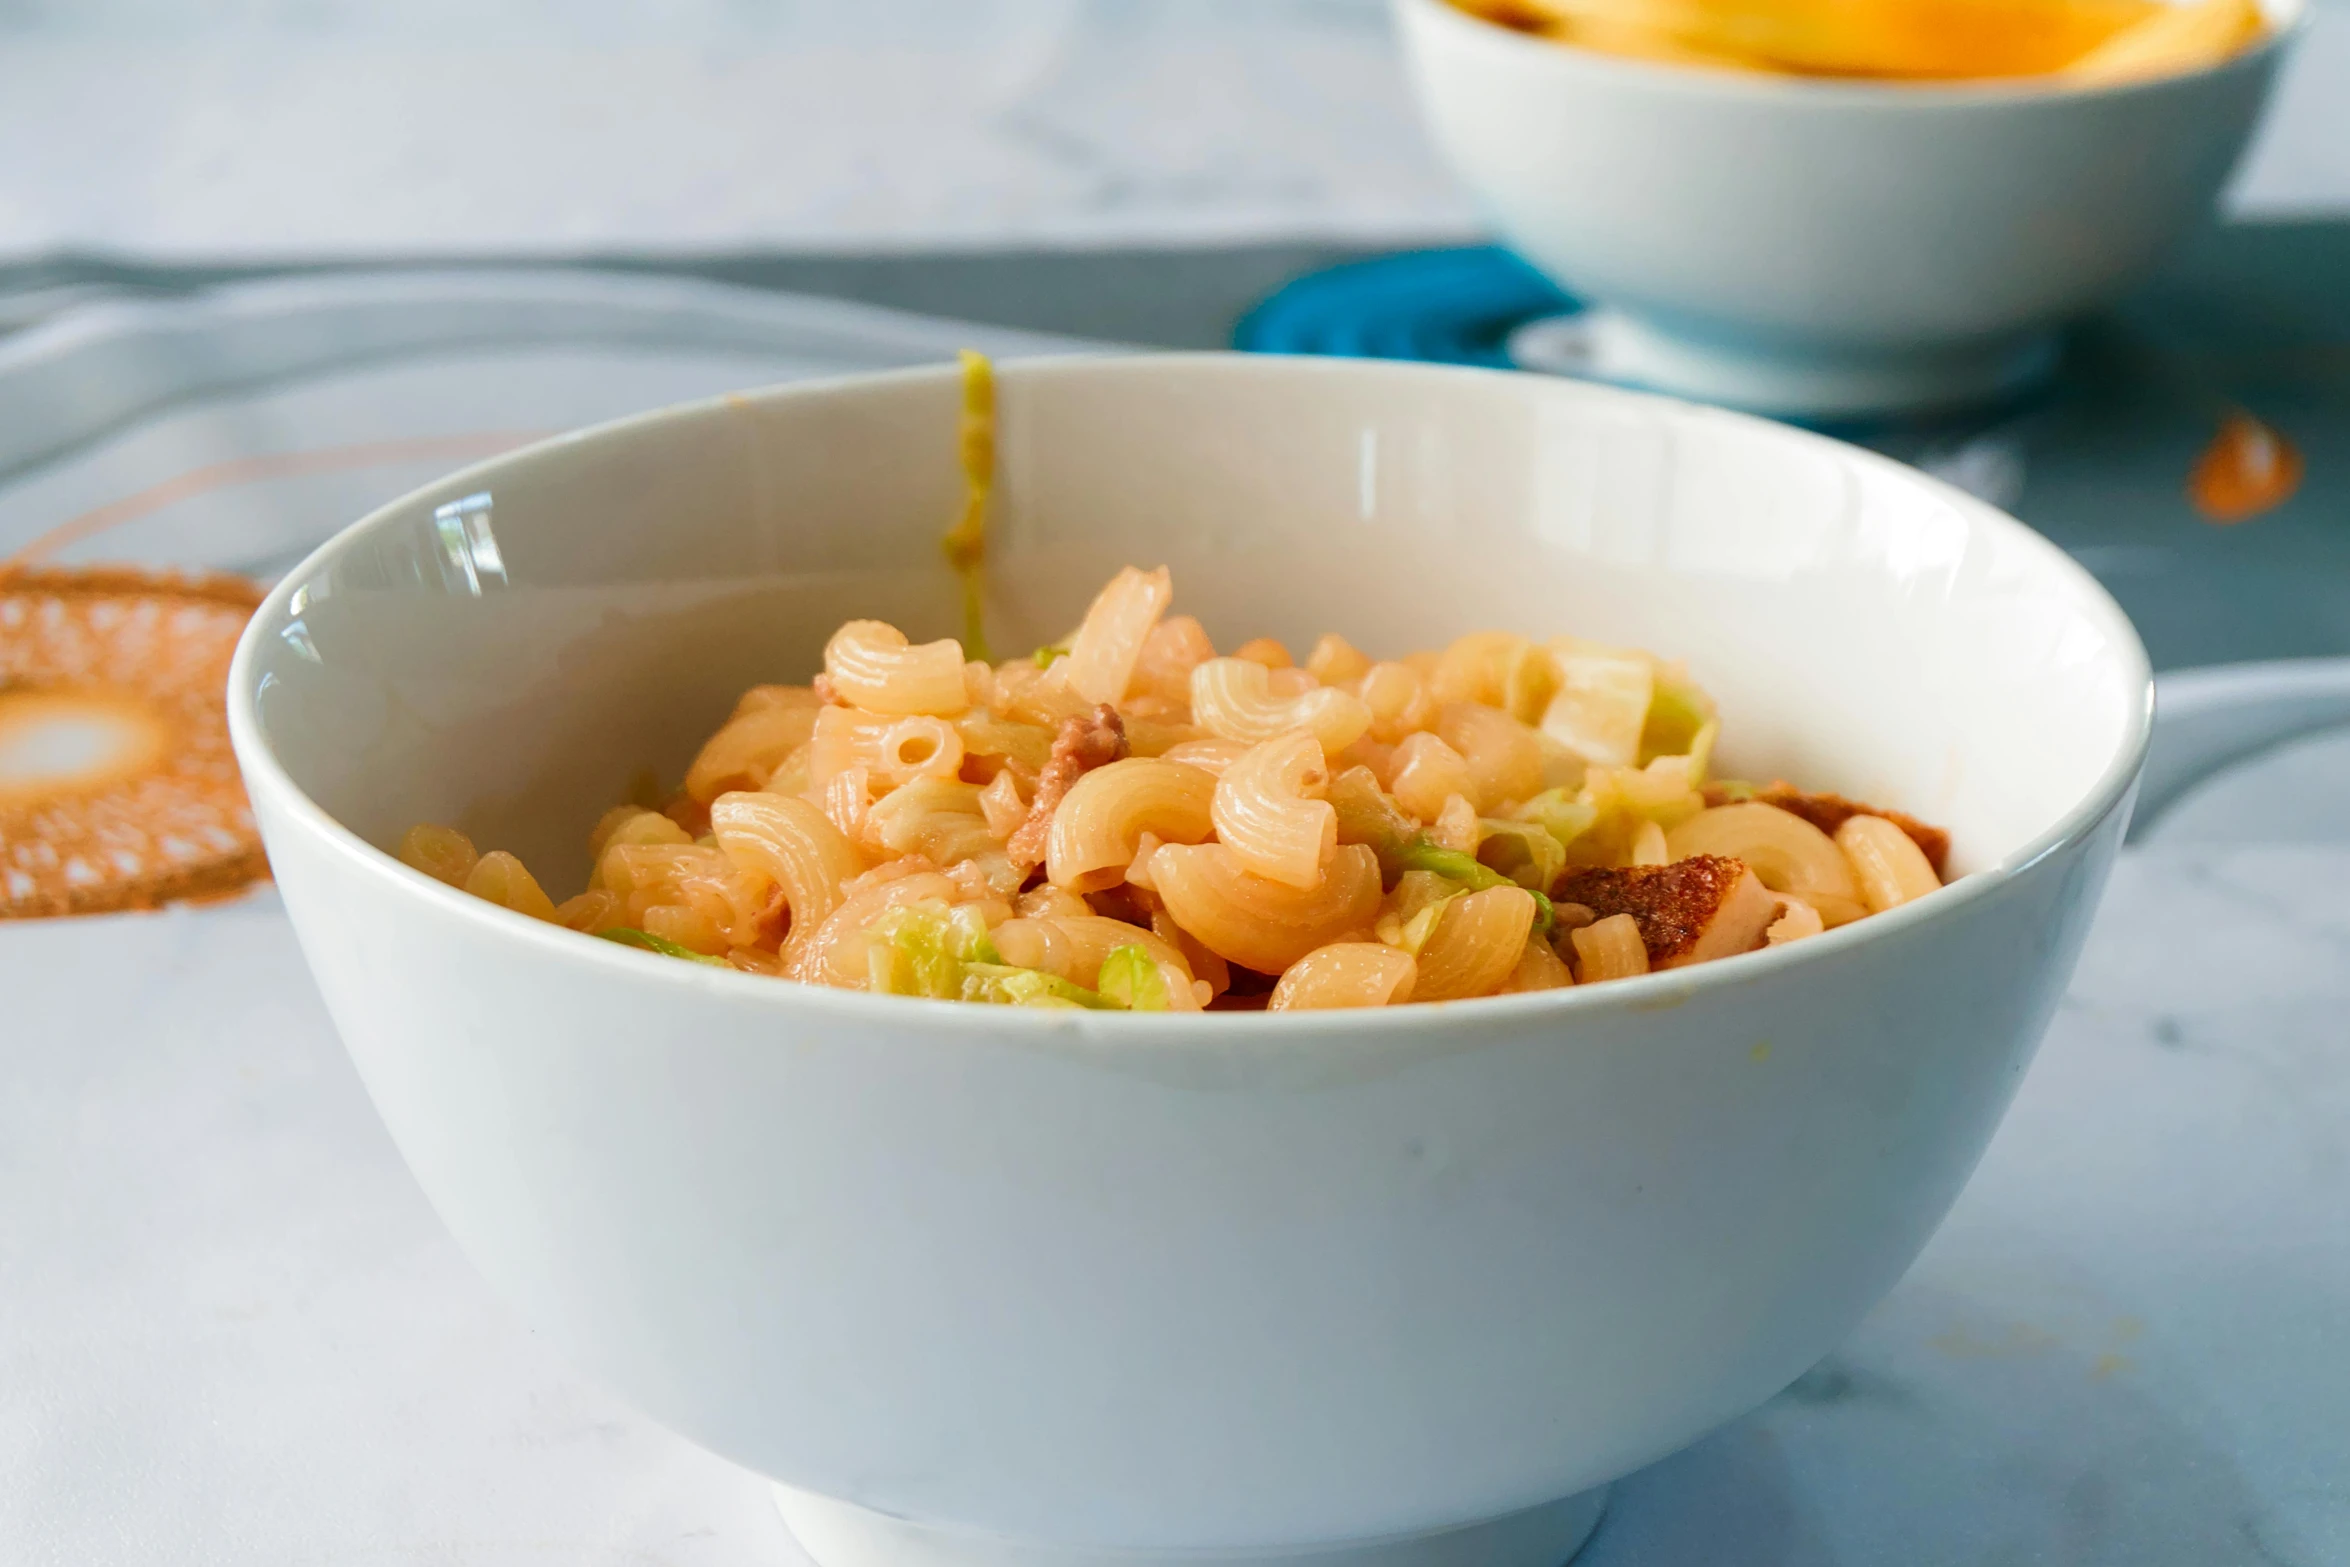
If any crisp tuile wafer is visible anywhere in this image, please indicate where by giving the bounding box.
[0,564,270,918]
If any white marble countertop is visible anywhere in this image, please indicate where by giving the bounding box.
[7,819,2344,1566]
[4,0,2348,260]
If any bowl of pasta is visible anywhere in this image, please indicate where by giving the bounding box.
[229,353,2150,1567]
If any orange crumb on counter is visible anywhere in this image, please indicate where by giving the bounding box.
[2188,410,2303,524]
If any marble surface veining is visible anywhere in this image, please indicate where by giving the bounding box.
[1,0,2347,260]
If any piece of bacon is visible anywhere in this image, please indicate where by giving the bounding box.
[1705,782,1950,878]
[1006,703,1128,867]
[1555,855,1778,969]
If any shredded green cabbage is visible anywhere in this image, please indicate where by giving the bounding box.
[1638,672,1718,767]
[1395,837,1555,937]
[1541,640,1654,768]
[860,899,1177,1010]
[596,927,730,966]
[864,900,1010,998]
[1519,787,1601,851]
[1476,818,1566,895]
[1396,896,1455,956]
[1330,766,1419,879]
[1095,944,1172,1011]
[865,905,962,999]
[945,903,1002,965]
[959,963,1116,1009]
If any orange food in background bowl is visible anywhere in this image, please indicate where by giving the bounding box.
[1452,0,2267,82]
[1399,0,2300,416]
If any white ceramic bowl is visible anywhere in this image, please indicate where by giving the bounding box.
[1395,0,2303,417]
[230,355,2151,1567]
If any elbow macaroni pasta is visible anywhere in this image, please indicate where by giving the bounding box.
[1502,934,1574,993]
[808,706,966,794]
[1045,758,1218,894]
[1571,913,1650,982]
[1413,886,1539,1001]
[1835,815,1940,912]
[1191,658,1373,752]
[411,556,1950,1010]
[685,689,823,803]
[1306,633,1372,687]
[1269,942,1416,1010]
[1435,702,1544,812]
[1389,731,1474,823]
[1132,615,1217,707]
[1211,731,1337,890]
[710,792,864,943]
[1356,660,1435,745]
[464,850,556,922]
[824,620,969,716]
[867,778,1020,894]
[1665,801,1867,927]
[1063,566,1173,706]
[1153,841,1382,975]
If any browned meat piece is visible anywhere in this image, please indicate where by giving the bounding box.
[1555,855,1777,969]
[660,790,711,841]
[1006,703,1128,866]
[1084,882,1159,929]
[1705,782,1950,878]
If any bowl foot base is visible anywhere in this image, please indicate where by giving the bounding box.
[1508,309,2058,420]
[773,1484,1610,1567]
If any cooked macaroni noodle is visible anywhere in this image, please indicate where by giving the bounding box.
[399,374,1951,1010]
[1044,758,1217,895]
[1191,658,1373,751]
[1211,731,1338,890]
[1268,942,1417,1011]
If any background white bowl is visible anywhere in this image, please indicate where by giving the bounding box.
[1395,0,2303,417]
[230,355,2150,1567]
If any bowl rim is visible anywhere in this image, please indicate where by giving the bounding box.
[227,351,2154,1042]
[1395,0,2307,111]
